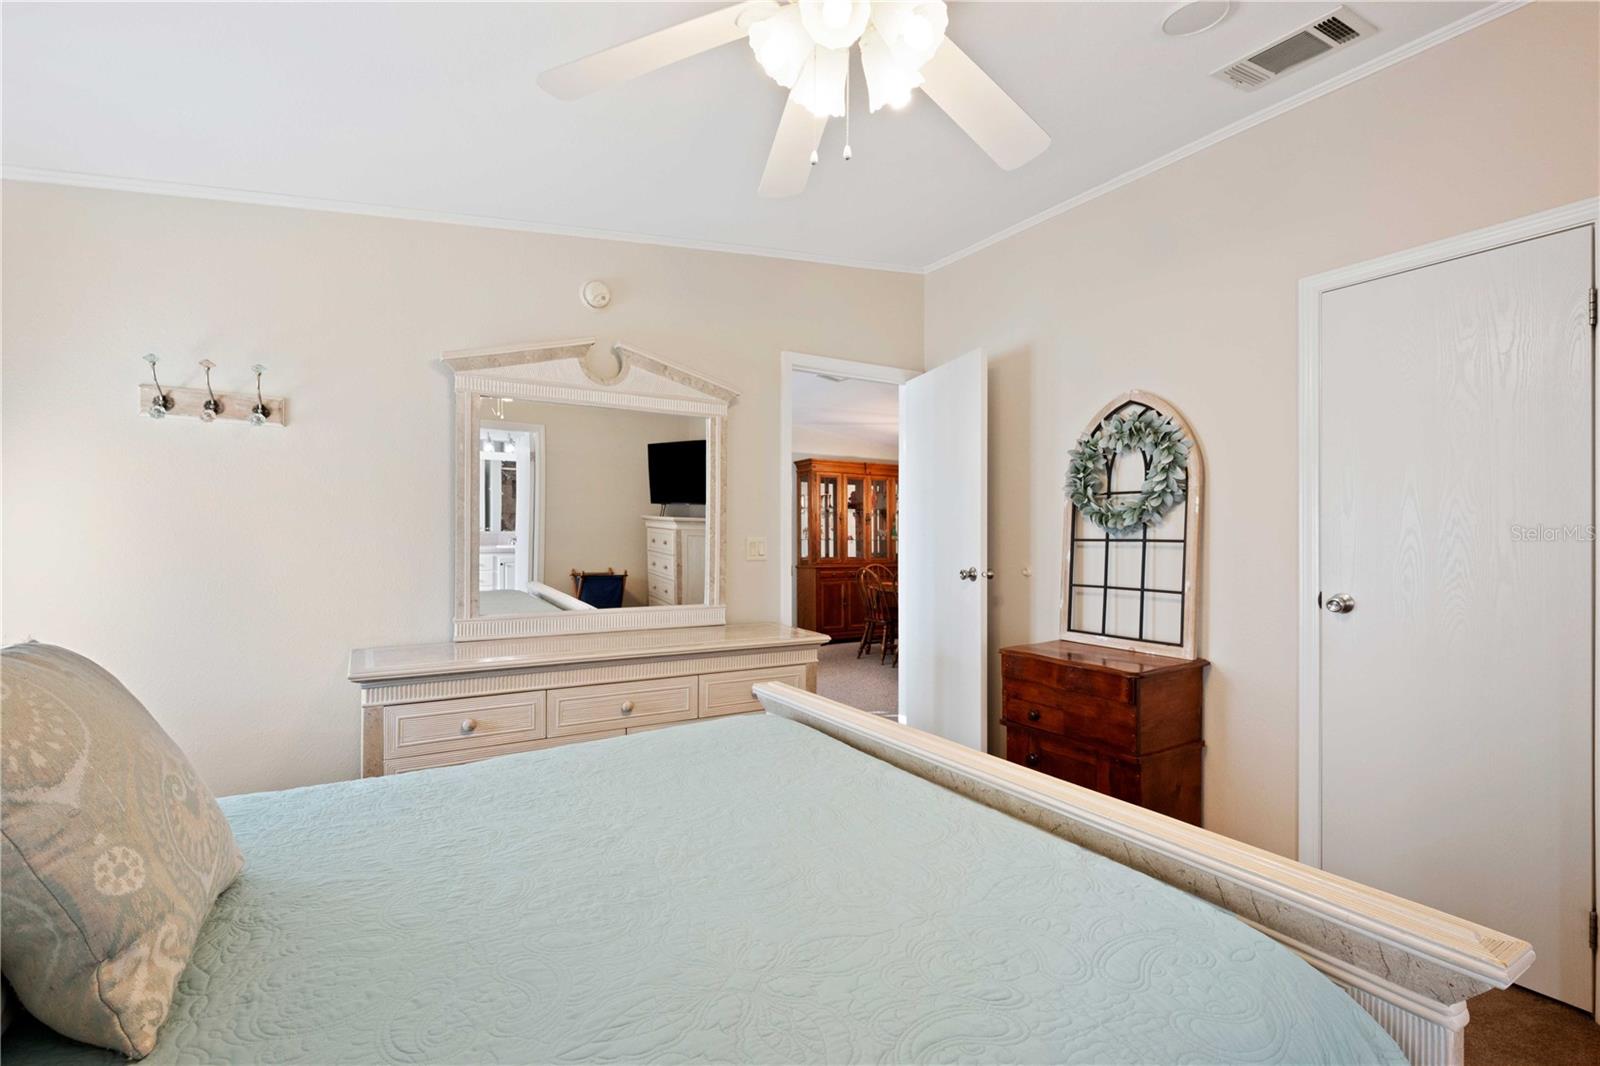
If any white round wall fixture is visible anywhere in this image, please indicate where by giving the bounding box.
[1162,1,1232,37]
[580,280,612,310]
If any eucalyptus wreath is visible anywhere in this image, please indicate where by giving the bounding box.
[1065,408,1191,532]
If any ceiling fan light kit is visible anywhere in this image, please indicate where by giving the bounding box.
[538,0,1048,198]
[748,0,946,119]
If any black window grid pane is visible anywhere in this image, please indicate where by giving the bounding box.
[1066,401,1187,647]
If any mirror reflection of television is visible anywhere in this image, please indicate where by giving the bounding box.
[647,441,706,505]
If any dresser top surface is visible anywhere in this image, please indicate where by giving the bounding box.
[1000,640,1207,678]
[350,623,827,684]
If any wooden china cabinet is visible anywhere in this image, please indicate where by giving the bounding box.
[794,459,897,641]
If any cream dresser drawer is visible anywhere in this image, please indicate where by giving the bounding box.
[699,665,810,719]
[646,573,675,604]
[384,729,618,775]
[646,550,676,579]
[548,676,698,736]
[384,692,546,760]
[353,623,828,777]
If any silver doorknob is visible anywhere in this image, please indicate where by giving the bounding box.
[959,567,978,581]
[1323,593,1356,615]
[620,700,635,715]
[460,718,477,734]
[983,570,995,580]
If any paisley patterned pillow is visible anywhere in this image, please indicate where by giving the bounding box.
[0,643,244,1057]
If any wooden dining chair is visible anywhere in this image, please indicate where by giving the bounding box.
[857,568,883,659]
[858,565,895,662]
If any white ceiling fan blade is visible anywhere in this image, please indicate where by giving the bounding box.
[538,2,772,101]
[918,38,1049,170]
[759,93,827,198]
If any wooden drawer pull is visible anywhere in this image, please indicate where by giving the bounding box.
[620,700,634,715]
[460,718,477,734]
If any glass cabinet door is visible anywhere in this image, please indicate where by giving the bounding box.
[796,473,809,560]
[845,477,864,559]
[817,476,839,559]
[869,478,890,558]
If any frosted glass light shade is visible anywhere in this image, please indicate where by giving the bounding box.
[790,45,850,117]
[859,28,921,111]
[748,5,811,87]
[798,0,872,49]
[869,0,948,69]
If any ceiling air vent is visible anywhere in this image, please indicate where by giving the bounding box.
[1213,6,1377,91]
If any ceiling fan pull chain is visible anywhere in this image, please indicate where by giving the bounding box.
[810,47,821,168]
[843,58,853,162]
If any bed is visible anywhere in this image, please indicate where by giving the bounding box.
[478,581,600,617]
[4,686,1527,1065]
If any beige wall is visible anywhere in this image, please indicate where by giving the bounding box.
[0,182,922,795]
[923,3,1600,858]
[4,4,1593,848]
[495,398,706,606]
[791,426,899,461]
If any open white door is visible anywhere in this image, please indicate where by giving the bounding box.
[898,350,988,749]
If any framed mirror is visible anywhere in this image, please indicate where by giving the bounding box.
[446,338,736,641]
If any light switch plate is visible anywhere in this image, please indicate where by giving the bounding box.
[745,537,767,561]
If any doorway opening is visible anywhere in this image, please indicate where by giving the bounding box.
[779,353,917,720]
[478,421,544,604]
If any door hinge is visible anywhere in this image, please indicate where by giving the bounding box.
[1590,909,1597,952]
[1590,287,1597,328]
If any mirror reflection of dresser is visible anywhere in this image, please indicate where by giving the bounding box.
[348,338,827,776]
[643,516,705,605]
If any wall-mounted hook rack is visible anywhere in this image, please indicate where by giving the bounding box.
[137,356,289,426]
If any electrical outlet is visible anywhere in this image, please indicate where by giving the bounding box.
[745,537,768,561]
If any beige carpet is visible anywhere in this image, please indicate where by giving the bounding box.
[815,641,898,719]
[1465,986,1599,1064]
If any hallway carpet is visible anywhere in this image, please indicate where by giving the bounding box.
[815,641,899,719]
[1465,986,1599,1064]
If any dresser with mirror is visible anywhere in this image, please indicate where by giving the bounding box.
[348,338,826,776]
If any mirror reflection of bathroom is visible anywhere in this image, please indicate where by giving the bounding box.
[479,422,539,598]
[474,395,710,617]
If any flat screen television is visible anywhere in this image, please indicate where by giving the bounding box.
[647,440,706,505]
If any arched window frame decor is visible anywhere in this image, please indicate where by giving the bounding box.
[1060,390,1204,660]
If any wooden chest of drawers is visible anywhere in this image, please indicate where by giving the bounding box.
[999,640,1207,825]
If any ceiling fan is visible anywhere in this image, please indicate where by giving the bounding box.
[537,1,1050,198]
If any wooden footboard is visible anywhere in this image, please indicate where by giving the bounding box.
[754,683,1533,1066]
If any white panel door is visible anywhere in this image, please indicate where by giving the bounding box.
[899,349,988,749]
[1318,226,1595,1008]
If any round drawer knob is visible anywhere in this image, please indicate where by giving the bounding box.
[460,718,477,734]
[1025,752,1039,766]
[620,700,635,715]
[1026,709,1041,722]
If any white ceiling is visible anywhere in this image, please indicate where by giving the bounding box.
[792,371,899,450]
[2,2,1494,272]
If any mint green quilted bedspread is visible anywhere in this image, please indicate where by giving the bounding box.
[6,714,1403,1064]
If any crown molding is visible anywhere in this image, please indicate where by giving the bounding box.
[0,2,1526,278]
[920,1,1528,274]
[0,165,919,276]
